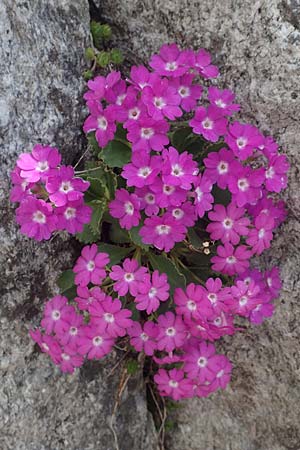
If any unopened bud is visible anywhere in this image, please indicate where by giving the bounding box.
[99,24,112,40]
[110,48,123,65]
[203,241,210,248]
[85,47,95,60]
[83,70,93,80]
[96,51,110,68]
[203,248,210,255]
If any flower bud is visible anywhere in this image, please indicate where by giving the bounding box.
[85,47,95,61]
[110,48,123,65]
[96,51,110,68]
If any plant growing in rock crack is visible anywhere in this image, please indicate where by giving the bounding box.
[10,43,289,403]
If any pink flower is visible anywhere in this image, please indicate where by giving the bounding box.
[249,302,274,325]
[84,71,120,102]
[121,152,161,188]
[183,341,217,382]
[161,147,198,190]
[127,117,169,152]
[45,166,89,206]
[193,48,219,79]
[74,286,105,311]
[203,148,235,189]
[154,368,193,400]
[174,283,212,320]
[225,122,264,160]
[135,187,159,216]
[149,180,187,208]
[109,189,141,230]
[211,243,251,275]
[247,196,287,228]
[129,65,157,90]
[264,154,289,193]
[208,355,232,390]
[189,106,227,142]
[10,167,34,202]
[56,347,84,374]
[246,213,274,255]
[16,197,57,241]
[139,215,186,252]
[258,135,279,159]
[156,312,187,352]
[149,43,191,77]
[83,102,116,148]
[56,310,83,350]
[230,280,261,317]
[170,73,203,112]
[135,270,170,314]
[89,296,132,337]
[77,325,115,359]
[17,144,61,182]
[41,296,74,334]
[55,199,92,234]
[208,87,240,116]
[264,267,282,298]
[199,278,232,315]
[110,258,148,296]
[207,203,250,245]
[141,77,182,120]
[228,164,265,207]
[128,321,158,355]
[30,329,61,363]
[73,244,109,287]
[165,202,196,227]
[193,174,214,218]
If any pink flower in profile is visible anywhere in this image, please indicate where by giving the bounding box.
[77,325,115,359]
[189,106,227,142]
[264,154,289,193]
[207,203,250,245]
[83,102,116,148]
[156,312,187,352]
[135,187,159,216]
[128,321,159,355]
[183,341,217,381]
[225,122,264,160]
[127,117,169,152]
[45,166,89,206]
[56,347,84,374]
[121,152,161,188]
[135,270,170,314]
[193,48,219,79]
[165,202,196,228]
[258,135,279,159]
[149,43,191,77]
[109,189,141,230]
[17,144,61,182]
[193,174,214,218]
[141,77,182,120]
[208,87,240,116]
[41,296,74,334]
[55,199,92,235]
[89,296,132,337]
[74,286,105,311]
[264,267,282,298]
[73,244,109,287]
[249,301,274,325]
[246,213,274,255]
[154,369,193,400]
[10,167,34,202]
[110,258,148,296]
[208,355,232,390]
[170,73,203,112]
[30,329,61,363]
[161,147,198,190]
[139,215,186,252]
[203,148,235,189]
[211,243,251,276]
[228,164,265,207]
[16,197,57,241]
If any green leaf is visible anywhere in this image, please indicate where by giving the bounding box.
[185,137,208,163]
[188,228,203,250]
[89,200,106,234]
[115,123,127,141]
[57,269,75,293]
[100,139,131,168]
[148,252,186,294]
[82,161,117,200]
[109,220,131,244]
[87,133,101,154]
[212,185,231,206]
[171,127,192,152]
[129,224,150,251]
[97,243,134,266]
[85,177,106,202]
[126,359,139,375]
[76,223,100,244]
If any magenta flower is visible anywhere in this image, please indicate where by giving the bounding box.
[56,347,84,374]
[10,167,34,202]
[230,280,261,317]
[207,203,250,245]
[249,302,274,325]
[73,244,109,287]
[211,243,251,275]
[193,174,214,218]
[77,325,115,359]
[41,296,74,334]
[105,78,128,106]
[258,135,279,159]
[225,122,264,160]
[199,277,232,315]
[127,117,169,152]
[208,87,240,116]
[30,329,61,363]
[174,283,212,320]
[109,188,141,230]
[74,286,105,311]
[208,355,232,390]
[149,180,187,208]
[56,199,92,234]
[192,48,219,79]
[165,202,196,227]
[246,213,274,255]
[135,187,159,216]
[170,73,203,112]
[129,65,158,90]
[83,102,116,148]
[128,321,159,356]
[203,148,235,189]
[17,144,61,182]
[139,215,186,252]
[135,270,170,314]
[265,154,289,193]
[264,267,282,298]
[121,152,161,188]
[46,166,89,206]
[16,197,57,241]
[228,164,265,207]
[141,77,182,120]
[161,147,198,190]
[247,195,287,228]
[89,296,132,337]
[84,71,120,102]
[189,106,227,142]
[110,258,148,296]
[156,312,187,352]
[149,43,191,77]
[56,309,83,350]
[183,341,217,382]
[154,368,193,400]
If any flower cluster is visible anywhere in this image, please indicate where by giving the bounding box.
[10,145,92,239]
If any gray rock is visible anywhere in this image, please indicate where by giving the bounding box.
[0,1,157,449]
[99,1,300,449]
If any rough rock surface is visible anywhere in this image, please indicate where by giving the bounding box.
[0,1,157,449]
[99,1,300,449]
